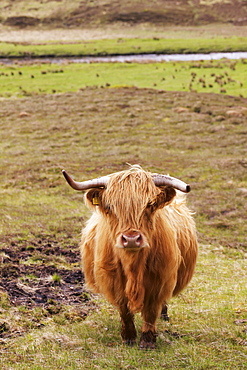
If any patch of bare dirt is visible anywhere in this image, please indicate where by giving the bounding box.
[0,238,96,340]
[0,239,90,310]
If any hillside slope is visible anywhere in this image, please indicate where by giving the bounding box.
[1,0,247,29]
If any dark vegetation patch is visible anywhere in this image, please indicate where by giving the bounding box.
[2,0,247,28]
[4,16,40,28]
[99,8,195,26]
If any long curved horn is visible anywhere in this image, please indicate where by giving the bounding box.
[62,170,110,191]
[152,174,191,193]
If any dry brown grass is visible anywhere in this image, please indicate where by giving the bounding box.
[1,24,247,43]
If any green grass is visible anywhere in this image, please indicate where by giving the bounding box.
[0,58,246,98]
[1,37,247,58]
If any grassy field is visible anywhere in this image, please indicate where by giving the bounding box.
[1,36,247,58]
[0,57,247,98]
[0,0,247,368]
[0,87,247,368]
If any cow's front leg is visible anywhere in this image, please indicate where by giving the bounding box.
[119,303,137,346]
[140,305,160,349]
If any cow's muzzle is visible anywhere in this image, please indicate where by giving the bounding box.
[116,230,149,250]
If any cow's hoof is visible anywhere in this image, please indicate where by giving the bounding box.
[139,340,156,350]
[139,330,156,350]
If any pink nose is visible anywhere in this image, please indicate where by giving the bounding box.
[121,232,143,249]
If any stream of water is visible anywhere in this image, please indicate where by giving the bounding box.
[65,51,247,63]
[1,51,247,64]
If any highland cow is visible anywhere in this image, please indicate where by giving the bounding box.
[63,165,198,349]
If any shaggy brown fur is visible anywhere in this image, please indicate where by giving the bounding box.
[80,166,198,349]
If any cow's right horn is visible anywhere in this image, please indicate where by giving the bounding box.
[152,174,191,193]
[62,170,110,191]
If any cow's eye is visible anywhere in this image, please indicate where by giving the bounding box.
[103,203,112,214]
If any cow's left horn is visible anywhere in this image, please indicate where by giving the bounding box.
[152,174,191,193]
[62,170,110,190]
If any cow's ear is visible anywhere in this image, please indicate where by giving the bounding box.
[161,186,176,205]
[148,187,176,212]
[85,188,104,208]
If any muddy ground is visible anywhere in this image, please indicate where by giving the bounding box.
[0,240,83,307]
[0,237,93,340]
